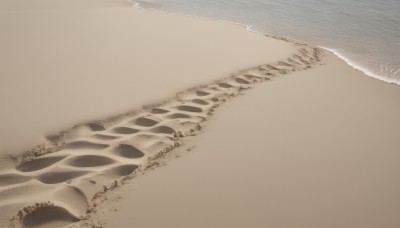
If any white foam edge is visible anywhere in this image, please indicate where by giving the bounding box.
[129,0,400,86]
[322,47,400,85]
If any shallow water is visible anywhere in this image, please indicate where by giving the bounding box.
[134,0,400,85]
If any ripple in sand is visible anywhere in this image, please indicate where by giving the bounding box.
[0,174,31,187]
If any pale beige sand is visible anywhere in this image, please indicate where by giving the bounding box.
[0,0,317,226]
[1,1,399,227]
[103,54,400,228]
[0,0,294,157]
[0,40,319,227]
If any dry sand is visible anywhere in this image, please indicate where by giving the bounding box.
[0,0,294,157]
[1,0,399,227]
[104,53,400,228]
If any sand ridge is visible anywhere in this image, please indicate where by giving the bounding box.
[0,43,324,227]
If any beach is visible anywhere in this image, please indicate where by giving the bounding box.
[0,0,399,227]
[104,55,400,228]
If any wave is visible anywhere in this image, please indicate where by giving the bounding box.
[129,0,400,86]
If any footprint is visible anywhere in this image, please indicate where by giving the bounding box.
[37,171,88,184]
[114,144,145,159]
[217,83,233,88]
[150,126,176,135]
[17,156,67,172]
[87,123,106,131]
[150,108,170,114]
[176,105,202,113]
[235,78,250,84]
[166,113,191,119]
[210,97,219,102]
[111,127,139,135]
[196,91,210,96]
[64,141,109,150]
[104,164,138,178]
[66,155,115,168]
[133,117,159,127]
[92,134,118,140]
[191,99,209,106]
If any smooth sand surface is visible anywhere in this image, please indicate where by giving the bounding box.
[104,55,400,228]
[0,0,294,157]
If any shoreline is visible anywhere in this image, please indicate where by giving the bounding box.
[131,0,400,86]
[1,1,399,227]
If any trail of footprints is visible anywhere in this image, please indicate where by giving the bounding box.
[0,45,324,227]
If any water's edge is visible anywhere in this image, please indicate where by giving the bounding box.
[130,0,399,86]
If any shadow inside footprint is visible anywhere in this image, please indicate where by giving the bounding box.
[37,171,88,184]
[196,91,210,96]
[150,126,176,134]
[217,83,233,88]
[134,117,159,127]
[64,141,109,150]
[111,127,139,135]
[192,99,209,105]
[114,144,145,159]
[104,164,138,178]
[92,134,118,140]
[17,156,67,172]
[151,108,170,114]
[66,155,115,167]
[166,113,191,119]
[235,78,250,84]
[177,105,202,113]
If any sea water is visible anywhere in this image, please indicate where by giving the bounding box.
[133,0,400,85]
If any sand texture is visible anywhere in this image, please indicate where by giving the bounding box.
[0,37,323,227]
[0,0,294,157]
[104,53,400,228]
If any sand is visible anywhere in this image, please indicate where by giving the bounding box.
[0,0,294,158]
[1,0,399,227]
[103,54,400,228]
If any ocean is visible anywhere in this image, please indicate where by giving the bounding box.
[132,0,400,85]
